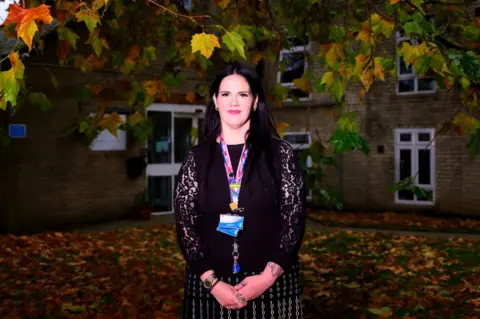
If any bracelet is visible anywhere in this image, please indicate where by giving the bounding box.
[209,278,220,292]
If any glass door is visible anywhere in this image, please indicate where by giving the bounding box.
[146,104,205,215]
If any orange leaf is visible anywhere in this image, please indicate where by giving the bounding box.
[128,44,140,62]
[185,92,196,103]
[2,4,53,51]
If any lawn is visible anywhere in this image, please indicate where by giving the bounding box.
[1,225,479,319]
[308,210,480,234]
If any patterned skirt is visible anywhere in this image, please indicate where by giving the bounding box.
[181,263,304,319]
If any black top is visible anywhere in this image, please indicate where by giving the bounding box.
[174,138,306,278]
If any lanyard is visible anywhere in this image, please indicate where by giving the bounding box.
[218,136,249,274]
[219,136,249,212]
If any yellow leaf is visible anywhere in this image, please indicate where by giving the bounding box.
[293,78,309,92]
[2,4,53,51]
[320,72,334,88]
[452,113,480,134]
[325,43,344,67]
[356,27,373,45]
[360,69,374,92]
[217,0,231,9]
[373,57,385,81]
[8,51,25,79]
[191,32,220,59]
[185,92,196,103]
[355,54,369,75]
[143,80,158,97]
[276,122,290,138]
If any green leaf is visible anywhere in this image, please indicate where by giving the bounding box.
[459,78,470,92]
[337,112,358,133]
[142,46,156,62]
[467,129,480,155]
[328,130,369,155]
[57,26,79,50]
[28,92,53,112]
[330,80,344,104]
[413,55,432,75]
[403,20,424,37]
[222,31,246,59]
[75,9,100,33]
[0,69,20,107]
[90,36,103,57]
[328,26,346,42]
[231,25,254,43]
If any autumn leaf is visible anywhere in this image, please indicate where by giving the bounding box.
[0,69,20,108]
[276,122,290,137]
[325,43,345,68]
[452,113,480,134]
[321,72,334,88]
[390,0,401,3]
[356,27,374,45]
[373,57,386,81]
[142,80,158,97]
[191,32,221,59]
[251,51,263,65]
[57,26,79,50]
[293,78,310,92]
[216,0,231,9]
[8,51,25,79]
[222,31,246,59]
[128,112,143,126]
[28,92,53,112]
[360,69,374,91]
[76,8,100,33]
[99,112,124,137]
[2,4,54,51]
[185,92,196,103]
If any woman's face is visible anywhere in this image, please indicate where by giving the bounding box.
[213,74,257,130]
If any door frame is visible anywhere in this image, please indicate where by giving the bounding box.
[145,103,206,215]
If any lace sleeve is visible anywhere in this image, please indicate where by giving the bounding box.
[174,150,212,276]
[269,140,306,270]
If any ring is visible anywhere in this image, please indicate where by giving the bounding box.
[237,292,246,302]
[239,281,246,287]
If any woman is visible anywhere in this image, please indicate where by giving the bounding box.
[174,63,306,319]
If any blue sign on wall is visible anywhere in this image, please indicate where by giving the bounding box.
[9,124,27,138]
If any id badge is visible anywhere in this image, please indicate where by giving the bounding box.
[216,226,240,237]
[218,214,244,230]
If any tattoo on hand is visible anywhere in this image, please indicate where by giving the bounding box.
[267,262,284,277]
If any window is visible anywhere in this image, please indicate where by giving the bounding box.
[283,131,312,200]
[394,128,436,205]
[277,38,311,102]
[395,32,436,95]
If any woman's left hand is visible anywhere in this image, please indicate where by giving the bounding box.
[233,274,274,302]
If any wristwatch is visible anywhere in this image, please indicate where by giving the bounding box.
[203,274,218,290]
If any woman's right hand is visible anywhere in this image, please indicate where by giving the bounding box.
[210,281,247,310]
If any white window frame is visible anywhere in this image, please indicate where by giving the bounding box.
[395,32,436,95]
[282,131,313,200]
[276,40,312,102]
[394,128,436,205]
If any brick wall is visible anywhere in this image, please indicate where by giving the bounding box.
[269,28,480,216]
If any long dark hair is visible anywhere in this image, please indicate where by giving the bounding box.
[202,62,279,150]
[201,63,280,201]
